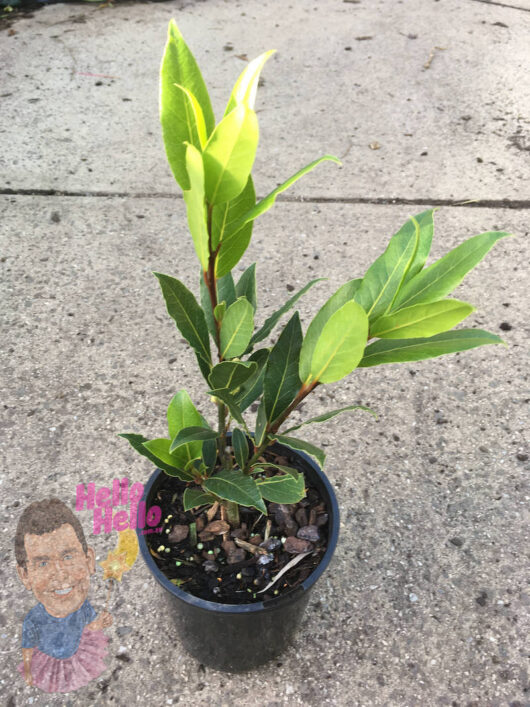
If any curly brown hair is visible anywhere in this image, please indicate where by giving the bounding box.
[15,498,88,569]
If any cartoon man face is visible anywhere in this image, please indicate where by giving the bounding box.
[17,523,95,618]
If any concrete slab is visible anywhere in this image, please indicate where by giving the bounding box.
[1,0,529,200]
[1,195,528,705]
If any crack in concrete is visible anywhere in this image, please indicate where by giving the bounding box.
[470,0,530,12]
[0,188,528,209]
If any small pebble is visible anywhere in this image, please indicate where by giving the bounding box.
[296,524,320,543]
[203,560,219,573]
[409,593,419,603]
[261,537,281,552]
[284,536,314,554]
[256,553,274,566]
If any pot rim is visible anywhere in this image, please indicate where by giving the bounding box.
[136,445,340,614]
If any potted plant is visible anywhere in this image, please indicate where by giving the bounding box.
[120,20,510,672]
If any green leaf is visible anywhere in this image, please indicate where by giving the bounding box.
[224,50,276,115]
[208,360,258,392]
[255,401,268,445]
[232,428,249,469]
[199,272,236,339]
[217,272,237,308]
[171,83,207,148]
[203,468,267,514]
[220,297,254,359]
[274,434,326,469]
[283,405,377,434]
[308,300,369,384]
[235,263,257,311]
[392,231,511,311]
[154,272,212,379]
[160,20,215,190]
[203,105,259,205]
[170,426,218,453]
[249,278,325,350]
[167,390,209,470]
[207,388,247,428]
[233,348,269,412]
[213,302,226,323]
[401,209,436,284]
[354,214,422,321]
[263,312,303,423]
[199,273,217,340]
[229,155,341,232]
[182,144,209,270]
[212,176,255,275]
[143,438,197,480]
[255,471,305,504]
[119,433,194,480]
[183,488,217,512]
[251,463,299,478]
[299,279,361,383]
[370,299,475,339]
[359,329,504,367]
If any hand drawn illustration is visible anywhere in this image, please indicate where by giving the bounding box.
[15,497,113,693]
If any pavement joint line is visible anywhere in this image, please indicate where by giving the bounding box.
[469,0,530,12]
[1,188,529,210]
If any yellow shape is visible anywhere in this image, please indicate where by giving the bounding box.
[100,549,130,582]
[116,528,139,568]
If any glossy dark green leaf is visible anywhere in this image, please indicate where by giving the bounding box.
[118,433,194,480]
[251,462,299,479]
[255,471,305,504]
[183,488,218,512]
[235,263,257,311]
[208,360,258,392]
[199,273,217,340]
[299,278,361,383]
[255,401,268,446]
[263,312,302,423]
[154,272,212,379]
[249,278,325,351]
[203,105,259,205]
[220,297,254,359]
[160,20,215,190]
[274,435,325,469]
[234,348,269,412]
[203,468,267,514]
[359,329,504,367]
[392,231,511,311]
[169,426,218,453]
[283,405,377,434]
[202,438,218,472]
[232,427,249,469]
[370,299,474,339]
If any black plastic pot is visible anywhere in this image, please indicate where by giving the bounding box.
[136,441,339,672]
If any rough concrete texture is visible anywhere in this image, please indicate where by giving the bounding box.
[0,1,529,705]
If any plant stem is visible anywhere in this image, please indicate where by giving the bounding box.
[225,501,240,527]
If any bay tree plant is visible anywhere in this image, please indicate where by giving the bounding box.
[120,20,509,529]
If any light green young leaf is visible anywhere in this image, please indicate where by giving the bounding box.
[160,20,215,190]
[208,360,258,392]
[203,105,259,205]
[119,433,194,480]
[224,50,276,115]
[183,488,218,512]
[203,468,267,514]
[354,214,422,321]
[212,176,255,272]
[235,263,257,312]
[182,144,209,270]
[220,297,254,359]
[172,83,207,148]
[370,299,475,339]
[299,278,361,383]
[274,434,326,469]
[392,231,511,311]
[263,312,303,423]
[401,209,436,284]
[307,300,368,384]
[213,302,226,323]
[154,272,212,379]
[167,390,209,470]
[359,329,504,367]
[232,427,249,469]
[256,471,305,504]
[169,426,218,453]
[233,348,269,412]
[249,278,325,351]
[283,405,377,434]
[143,438,197,480]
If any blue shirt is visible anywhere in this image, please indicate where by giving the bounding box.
[21,600,96,659]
